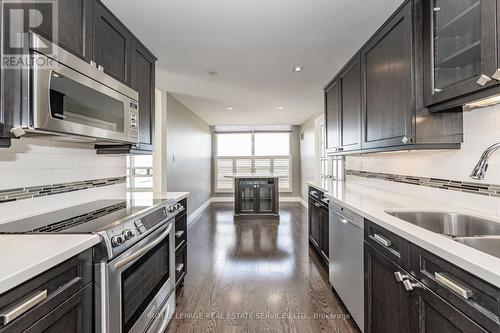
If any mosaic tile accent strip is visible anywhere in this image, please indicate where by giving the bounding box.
[0,177,126,204]
[346,170,500,197]
[31,201,127,233]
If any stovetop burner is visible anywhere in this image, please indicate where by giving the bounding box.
[0,198,184,260]
[31,201,127,233]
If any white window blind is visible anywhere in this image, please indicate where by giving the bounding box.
[216,159,234,192]
[214,157,292,193]
[254,159,271,175]
[236,159,252,174]
[273,158,290,191]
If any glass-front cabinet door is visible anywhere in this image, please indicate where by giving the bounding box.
[257,182,275,213]
[423,0,497,106]
[239,180,256,213]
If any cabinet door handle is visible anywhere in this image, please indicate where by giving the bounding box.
[90,60,97,68]
[373,233,392,248]
[0,290,47,325]
[435,272,473,300]
[98,65,105,72]
[403,279,422,292]
[492,69,500,81]
[394,271,410,282]
[477,74,492,86]
[175,231,184,238]
[176,263,185,273]
[338,147,344,151]
[402,136,411,145]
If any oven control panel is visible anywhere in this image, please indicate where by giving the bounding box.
[106,200,184,255]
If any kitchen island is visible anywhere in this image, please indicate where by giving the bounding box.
[224,174,286,220]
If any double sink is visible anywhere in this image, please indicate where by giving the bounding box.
[386,210,500,259]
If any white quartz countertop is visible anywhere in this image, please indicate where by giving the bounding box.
[0,234,100,294]
[306,180,500,288]
[224,173,287,179]
[125,191,190,202]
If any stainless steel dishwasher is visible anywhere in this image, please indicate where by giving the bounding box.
[329,202,364,331]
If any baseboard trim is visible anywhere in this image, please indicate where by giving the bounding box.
[211,197,234,203]
[187,198,211,228]
[279,196,303,203]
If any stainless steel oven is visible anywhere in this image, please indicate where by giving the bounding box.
[96,219,176,333]
[18,33,139,144]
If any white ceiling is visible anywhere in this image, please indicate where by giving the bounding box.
[103,0,404,126]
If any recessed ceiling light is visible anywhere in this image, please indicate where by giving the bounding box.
[207,69,218,77]
[276,106,285,110]
[226,107,233,110]
[292,65,304,72]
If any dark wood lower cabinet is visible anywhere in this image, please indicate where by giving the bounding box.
[235,178,279,218]
[410,285,488,333]
[23,285,92,333]
[319,206,329,262]
[308,187,329,268]
[364,243,410,333]
[175,198,188,289]
[364,220,500,333]
[0,250,93,333]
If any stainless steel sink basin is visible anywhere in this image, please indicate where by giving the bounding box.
[455,237,500,259]
[385,211,500,237]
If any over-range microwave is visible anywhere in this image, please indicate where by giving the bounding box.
[15,33,139,145]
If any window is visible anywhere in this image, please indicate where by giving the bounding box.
[318,123,342,188]
[214,132,292,193]
[127,155,153,190]
[216,133,252,156]
[254,133,290,156]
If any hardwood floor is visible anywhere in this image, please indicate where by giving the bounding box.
[166,202,360,333]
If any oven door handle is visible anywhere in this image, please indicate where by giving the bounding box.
[114,222,173,270]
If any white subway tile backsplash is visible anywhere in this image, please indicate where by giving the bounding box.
[0,137,127,220]
[348,106,500,184]
[0,170,52,190]
[0,183,127,224]
[346,105,500,217]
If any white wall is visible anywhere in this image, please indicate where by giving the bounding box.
[300,114,322,201]
[0,137,127,223]
[166,93,212,215]
[346,105,500,185]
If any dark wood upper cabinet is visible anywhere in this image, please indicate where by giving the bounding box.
[325,80,340,152]
[339,54,362,152]
[93,0,132,85]
[34,0,93,61]
[131,39,156,150]
[361,1,414,149]
[423,0,497,108]
[364,242,411,333]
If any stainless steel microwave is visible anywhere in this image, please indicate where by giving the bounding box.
[17,34,139,145]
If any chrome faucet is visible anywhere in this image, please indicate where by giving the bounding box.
[471,142,500,180]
